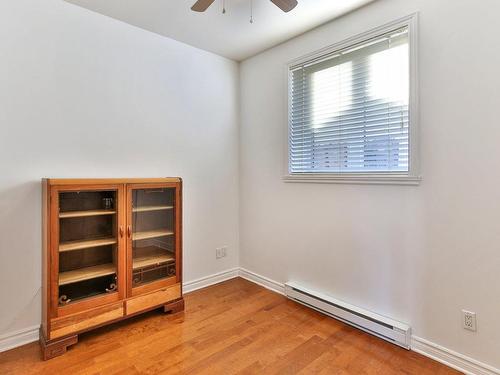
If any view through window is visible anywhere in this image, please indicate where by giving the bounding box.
[289,27,410,174]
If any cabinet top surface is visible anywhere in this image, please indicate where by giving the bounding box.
[44,178,181,185]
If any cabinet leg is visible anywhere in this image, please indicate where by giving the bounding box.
[39,330,78,360]
[163,298,185,314]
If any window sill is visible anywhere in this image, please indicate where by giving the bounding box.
[283,174,421,186]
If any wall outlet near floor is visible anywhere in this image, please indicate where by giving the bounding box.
[216,246,227,259]
[462,310,477,332]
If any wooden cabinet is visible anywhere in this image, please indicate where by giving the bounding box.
[40,178,184,360]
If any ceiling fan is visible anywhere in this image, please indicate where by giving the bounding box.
[191,0,298,13]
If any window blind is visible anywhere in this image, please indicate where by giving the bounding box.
[289,28,409,174]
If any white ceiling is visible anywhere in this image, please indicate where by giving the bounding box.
[65,0,375,61]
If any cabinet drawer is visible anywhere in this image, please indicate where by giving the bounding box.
[50,303,124,339]
[126,284,181,315]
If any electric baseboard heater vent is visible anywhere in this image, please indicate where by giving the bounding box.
[285,282,411,349]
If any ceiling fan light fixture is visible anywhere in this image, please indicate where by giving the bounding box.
[190,0,298,18]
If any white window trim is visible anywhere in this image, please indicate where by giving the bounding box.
[283,13,420,186]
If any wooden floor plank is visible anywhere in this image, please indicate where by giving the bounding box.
[0,278,461,375]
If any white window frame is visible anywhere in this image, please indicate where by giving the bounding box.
[283,14,420,185]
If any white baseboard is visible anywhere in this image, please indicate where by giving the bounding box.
[237,267,499,375]
[0,268,240,354]
[411,336,500,375]
[238,267,285,295]
[183,267,240,294]
[0,325,40,353]
[2,267,499,375]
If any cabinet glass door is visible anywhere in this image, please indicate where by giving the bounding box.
[129,187,177,290]
[57,189,121,307]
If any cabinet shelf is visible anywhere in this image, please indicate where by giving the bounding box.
[132,205,173,213]
[59,209,116,219]
[133,247,175,270]
[132,229,174,241]
[59,263,116,286]
[59,237,117,252]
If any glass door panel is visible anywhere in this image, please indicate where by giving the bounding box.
[131,188,176,288]
[58,190,118,306]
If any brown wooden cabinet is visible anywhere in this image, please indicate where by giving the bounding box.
[40,178,184,360]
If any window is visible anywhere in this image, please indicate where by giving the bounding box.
[286,16,419,184]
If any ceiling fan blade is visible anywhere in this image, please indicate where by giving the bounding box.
[270,0,298,13]
[191,0,216,12]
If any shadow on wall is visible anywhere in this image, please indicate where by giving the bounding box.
[0,180,42,335]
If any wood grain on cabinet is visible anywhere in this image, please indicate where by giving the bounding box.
[50,303,124,339]
[126,284,181,315]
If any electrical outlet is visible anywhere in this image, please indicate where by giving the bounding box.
[462,310,477,332]
[216,246,228,259]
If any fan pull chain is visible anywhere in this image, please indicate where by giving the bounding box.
[250,0,253,23]
[222,0,226,14]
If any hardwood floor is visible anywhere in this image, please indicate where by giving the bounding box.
[0,278,460,375]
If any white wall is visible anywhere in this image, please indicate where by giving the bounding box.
[240,0,500,369]
[0,0,239,338]
[2,0,499,369]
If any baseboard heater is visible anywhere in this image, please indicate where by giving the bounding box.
[285,282,411,349]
